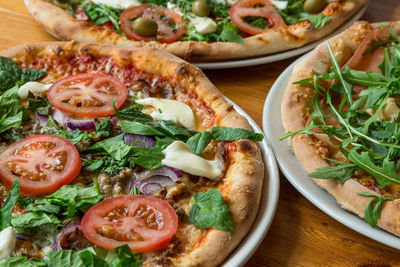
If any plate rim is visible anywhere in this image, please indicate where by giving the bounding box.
[262,55,400,250]
[222,98,280,266]
[194,5,367,70]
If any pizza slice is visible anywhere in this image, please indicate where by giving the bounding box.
[25,0,367,61]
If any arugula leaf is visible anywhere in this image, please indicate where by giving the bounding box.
[348,149,400,187]
[358,192,394,227]
[302,13,331,29]
[0,112,23,133]
[309,161,357,184]
[210,126,264,141]
[218,27,244,43]
[186,131,213,155]
[0,179,20,230]
[84,4,123,34]
[189,189,234,234]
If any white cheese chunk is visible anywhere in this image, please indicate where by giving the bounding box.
[366,97,400,122]
[18,82,52,100]
[187,15,218,35]
[162,141,223,179]
[0,227,16,260]
[91,0,141,9]
[167,2,183,16]
[271,0,288,10]
[136,98,196,130]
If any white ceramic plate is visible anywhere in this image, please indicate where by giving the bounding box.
[262,55,400,250]
[222,98,280,266]
[194,5,367,70]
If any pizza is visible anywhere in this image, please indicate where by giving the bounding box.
[24,0,367,62]
[281,20,400,236]
[0,41,264,266]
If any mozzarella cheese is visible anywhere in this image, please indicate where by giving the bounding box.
[18,82,52,100]
[91,0,141,9]
[167,2,183,16]
[0,227,16,260]
[187,15,218,35]
[136,98,196,130]
[162,141,223,179]
[271,0,288,10]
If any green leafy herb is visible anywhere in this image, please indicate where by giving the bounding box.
[11,212,61,233]
[301,13,331,29]
[358,192,394,227]
[129,186,143,195]
[309,160,357,184]
[113,244,143,267]
[0,179,20,230]
[121,121,164,136]
[84,4,123,34]
[0,256,48,267]
[113,101,153,124]
[28,96,51,115]
[186,131,213,155]
[210,126,264,141]
[0,112,23,133]
[189,189,234,234]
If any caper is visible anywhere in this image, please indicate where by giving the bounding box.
[132,17,158,37]
[304,0,326,14]
[192,0,211,17]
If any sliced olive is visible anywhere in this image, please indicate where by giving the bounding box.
[132,17,158,37]
[192,0,211,17]
[304,0,326,14]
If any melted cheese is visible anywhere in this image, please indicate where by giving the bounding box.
[136,98,196,130]
[367,97,400,122]
[91,0,141,9]
[187,15,217,35]
[271,0,288,9]
[0,227,16,260]
[18,82,52,100]
[162,141,223,179]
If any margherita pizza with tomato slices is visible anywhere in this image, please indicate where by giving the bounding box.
[25,0,367,61]
[281,21,400,236]
[0,41,264,266]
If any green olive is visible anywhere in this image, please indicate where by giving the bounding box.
[304,0,326,14]
[132,17,158,37]
[192,0,211,17]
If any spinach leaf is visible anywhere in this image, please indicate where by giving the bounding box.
[0,179,20,230]
[189,189,234,234]
[186,131,213,155]
[358,192,394,227]
[210,126,264,141]
[309,160,357,184]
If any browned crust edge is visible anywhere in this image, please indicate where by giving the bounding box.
[0,41,264,266]
[281,20,400,237]
[24,0,367,61]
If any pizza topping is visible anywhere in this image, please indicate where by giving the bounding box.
[52,222,93,251]
[0,135,81,197]
[192,0,211,17]
[0,227,16,260]
[81,195,178,252]
[91,0,142,9]
[162,141,223,179]
[120,5,187,43]
[53,109,97,132]
[270,0,287,10]
[132,17,159,37]
[124,133,156,150]
[187,14,218,35]
[303,0,326,14]
[18,82,52,101]
[230,0,286,35]
[136,98,196,130]
[47,73,128,118]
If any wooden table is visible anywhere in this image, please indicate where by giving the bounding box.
[1,1,400,266]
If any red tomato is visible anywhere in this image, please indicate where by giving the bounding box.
[120,5,186,43]
[81,195,178,253]
[230,0,286,35]
[0,135,81,197]
[48,73,128,118]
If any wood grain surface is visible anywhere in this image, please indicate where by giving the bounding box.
[1,0,400,266]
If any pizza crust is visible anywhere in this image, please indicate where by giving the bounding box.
[0,41,264,266]
[281,21,400,237]
[24,0,368,61]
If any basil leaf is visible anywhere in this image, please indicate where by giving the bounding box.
[210,126,264,141]
[0,179,20,230]
[0,256,48,267]
[189,189,234,234]
[113,101,153,123]
[11,212,61,232]
[134,147,165,170]
[309,162,357,184]
[0,56,22,92]
[121,121,164,136]
[28,96,51,114]
[79,249,109,267]
[153,120,192,141]
[0,112,23,133]
[302,14,331,29]
[85,134,131,161]
[186,131,213,155]
[21,69,46,83]
[113,244,142,267]
[0,85,26,118]
[48,250,85,267]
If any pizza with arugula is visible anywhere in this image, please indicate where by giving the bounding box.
[25,0,367,61]
[0,41,264,266]
[282,21,400,236]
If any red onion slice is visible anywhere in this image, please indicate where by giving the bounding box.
[124,133,156,150]
[129,167,183,195]
[52,222,93,251]
[53,109,95,131]
[36,113,49,128]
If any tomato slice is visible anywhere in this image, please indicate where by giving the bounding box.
[47,73,128,118]
[120,5,186,43]
[230,0,286,35]
[0,135,81,197]
[81,195,178,253]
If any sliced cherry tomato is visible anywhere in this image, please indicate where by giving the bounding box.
[230,0,286,35]
[48,73,128,118]
[81,195,178,253]
[0,135,81,197]
[120,5,186,43]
